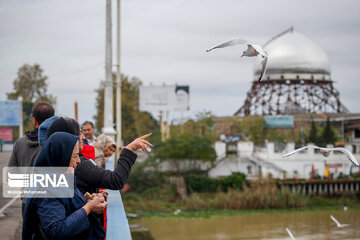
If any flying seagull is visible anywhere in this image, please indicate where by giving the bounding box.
[286,228,296,240]
[206,38,268,82]
[330,215,350,228]
[283,145,359,166]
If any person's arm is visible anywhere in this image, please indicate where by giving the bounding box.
[75,133,151,190]
[36,198,90,240]
[76,148,137,190]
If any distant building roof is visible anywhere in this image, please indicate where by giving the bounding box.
[254,31,331,81]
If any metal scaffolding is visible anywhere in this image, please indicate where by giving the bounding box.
[234,79,346,116]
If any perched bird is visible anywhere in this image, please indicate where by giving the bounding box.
[206,38,268,82]
[285,228,296,240]
[283,145,359,166]
[330,215,349,228]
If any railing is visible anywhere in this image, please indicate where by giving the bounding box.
[280,180,360,196]
[105,156,132,240]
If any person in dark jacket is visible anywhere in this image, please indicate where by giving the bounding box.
[22,132,107,240]
[8,102,55,167]
[44,117,152,195]
[8,101,54,216]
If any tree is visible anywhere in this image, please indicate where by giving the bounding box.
[7,64,56,104]
[151,132,216,173]
[320,116,338,146]
[195,110,215,137]
[307,119,319,144]
[93,73,159,144]
[179,110,217,140]
[7,64,56,133]
[232,116,266,145]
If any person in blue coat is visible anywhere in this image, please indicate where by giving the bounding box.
[22,132,107,240]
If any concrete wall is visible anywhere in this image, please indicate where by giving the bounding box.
[214,141,226,160]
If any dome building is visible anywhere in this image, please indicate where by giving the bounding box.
[235,27,348,116]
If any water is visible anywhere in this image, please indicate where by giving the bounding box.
[133,209,360,240]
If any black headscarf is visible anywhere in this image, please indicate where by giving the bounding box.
[35,131,78,167]
[47,117,80,139]
[22,132,105,240]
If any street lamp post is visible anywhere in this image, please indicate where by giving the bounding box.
[116,0,122,158]
[19,96,23,138]
[103,0,116,139]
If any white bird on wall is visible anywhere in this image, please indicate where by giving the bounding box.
[206,38,268,82]
[283,145,359,166]
[285,228,296,240]
[330,215,350,228]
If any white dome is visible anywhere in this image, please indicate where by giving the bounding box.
[254,31,331,81]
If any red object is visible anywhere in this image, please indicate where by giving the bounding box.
[311,164,315,175]
[99,187,107,237]
[81,145,107,237]
[80,145,95,160]
[0,128,13,142]
[120,183,130,193]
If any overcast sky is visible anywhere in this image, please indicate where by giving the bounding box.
[0,0,360,126]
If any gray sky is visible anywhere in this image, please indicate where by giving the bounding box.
[0,0,360,125]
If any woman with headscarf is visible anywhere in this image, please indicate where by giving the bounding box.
[43,117,152,233]
[22,132,107,240]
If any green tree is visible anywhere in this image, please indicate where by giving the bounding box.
[232,116,266,145]
[308,119,318,143]
[7,64,56,104]
[320,116,338,146]
[7,64,56,133]
[151,132,216,173]
[179,110,217,140]
[93,73,159,144]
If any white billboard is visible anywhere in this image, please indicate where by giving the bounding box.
[139,85,190,112]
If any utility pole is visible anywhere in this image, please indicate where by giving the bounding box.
[166,111,170,139]
[103,0,116,139]
[74,100,78,121]
[116,0,122,158]
[160,111,165,142]
[18,97,23,138]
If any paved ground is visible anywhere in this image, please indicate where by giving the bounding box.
[0,152,22,240]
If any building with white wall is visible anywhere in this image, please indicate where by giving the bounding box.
[209,141,360,180]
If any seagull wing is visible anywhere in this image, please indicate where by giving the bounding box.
[258,56,268,82]
[333,148,359,166]
[286,228,296,240]
[206,38,247,52]
[251,44,267,58]
[330,215,341,227]
[283,146,309,157]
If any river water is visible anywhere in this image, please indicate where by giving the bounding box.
[134,209,360,239]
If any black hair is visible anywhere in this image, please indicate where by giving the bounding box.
[175,85,189,94]
[81,121,94,129]
[46,117,80,139]
[32,102,55,125]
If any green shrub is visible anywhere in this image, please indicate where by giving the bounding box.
[219,172,247,191]
[185,174,219,193]
[127,162,165,193]
[185,172,247,193]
